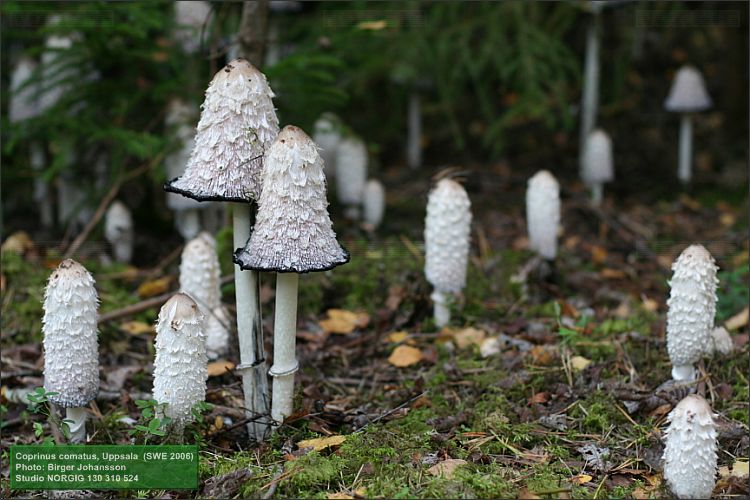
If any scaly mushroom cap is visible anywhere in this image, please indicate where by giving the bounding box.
[313,113,342,178]
[666,244,718,377]
[165,59,279,202]
[234,125,349,273]
[152,293,207,427]
[362,179,386,228]
[526,170,560,260]
[43,259,99,408]
[424,179,472,293]
[664,66,712,113]
[663,394,718,499]
[10,56,39,123]
[165,99,202,211]
[581,129,614,185]
[335,136,367,205]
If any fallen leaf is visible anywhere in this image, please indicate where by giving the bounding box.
[648,404,672,418]
[385,285,406,312]
[517,487,541,499]
[570,474,593,485]
[528,345,557,366]
[1,231,35,255]
[207,360,235,377]
[528,392,550,405]
[297,435,346,452]
[119,321,155,335]
[480,337,502,358]
[137,276,172,298]
[326,493,353,500]
[602,268,627,279]
[564,236,581,250]
[720,213,736,227]
[388,345,423,367]
[386,331,409,343]
[319,309,369,335]
[357,19,388,30]
[725,307,749,331]
[589,245,608,264]
[719,459,749,479]
[427,458,467,479]
[570,355,592,372]
[453,327,486,349]
[641,296,659,312]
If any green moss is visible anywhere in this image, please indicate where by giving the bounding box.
[570,392,626,433]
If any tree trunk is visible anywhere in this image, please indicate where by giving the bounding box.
[237,0,269,66]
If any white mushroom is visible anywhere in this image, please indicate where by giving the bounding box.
[313,113,342,179]
[152,293,207,431]
[179,232,230,359]
[526,170,560,260]
[104,200,134,263]
[43,259,99,443]
[664,65,712,184]
[581,128,614,206]
[173,1,212,54]
[164,59,278,441]
[362,179,386,230]
[662,394,718,499]
[335,136,367,219]
[235,125,349,424]
[666,244,718,381]
[424,179,472,328]
[708,326,733,356]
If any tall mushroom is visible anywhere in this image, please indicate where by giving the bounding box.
[335,136,367,220]
[424,179,472,328]
[526,170,560,260]
[313,113,342,180]
[234,125,349,424]
[164,58,279,441]
[362,179,386,231]
[662,394,718,499]
[666,244,718,381]
[104,200,134,263]
[179,232,230,359]
[664,65,712,184]
[581,128,614,206]
[42,259,99,443]
[152,293,208,432]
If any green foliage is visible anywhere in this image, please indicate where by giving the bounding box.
[717,263,749,322]
[26,387,71,443]
[128,399,171,443]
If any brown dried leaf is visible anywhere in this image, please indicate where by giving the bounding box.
[427,458,467,479]
[319,309,369,335]
[725,307,749,331]
[570,474,593,485]
[388,345,423,367]
[297,434,346,452]
[453,327,486,349]
[590,245,608,264]
[137,276,172,298]
[207,360,235,377]
[386,331,409,343]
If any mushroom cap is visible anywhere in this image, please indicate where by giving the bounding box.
[424,178,472,293]
[43,259,99,408]
[179,232,222,311]
[663,394,718,499]
[664,66,712,113]
[234,125,350,273]
[165,59,279,203]
[104,200,133,243]
[335,136,367,205]
[666,244,718,370]
[526,170,561,260]
[581,129,614,184]
[362,179,386,228]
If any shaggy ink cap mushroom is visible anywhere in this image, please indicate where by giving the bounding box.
[581,129,614,185]
[43,259,99,408]
[662,394,718,499]
[234,125,349,274]
[335,136,368,207]
[664,66,712,113]
[526,170,560,260]
[165,59,279,202]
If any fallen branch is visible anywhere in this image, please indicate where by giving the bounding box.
[97,293,173,324]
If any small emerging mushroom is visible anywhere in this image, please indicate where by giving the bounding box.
[708,326,733,356]
[424,179,472,328]
[234,125,349,424]
[362,179,386,231]
[664,65,712,184]
[662,394,718,499]
[526,170,560,260]
[43,259,99,443]
[666,244,718,381]
[335,136,367,220]
[581,129,614,206]
[313,113,342,180]
[179,232,230,359]
[104,200,134,263]
[152,293,208,432]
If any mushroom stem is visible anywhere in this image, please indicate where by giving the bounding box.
[407,90,422,169]
[678,114,693,184]
[590,183,603,206]
[65,407,87,443]
[232,203,271,441]
[431,290,450,328]
[672,364,696,382]
[580,11,600,171]
[269,272,299,424]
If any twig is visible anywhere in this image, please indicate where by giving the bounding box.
[261,466,287,499]
[399,235,423,262]
[97,293,173,324]
[354,391,427,433]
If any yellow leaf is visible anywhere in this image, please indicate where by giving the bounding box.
[453,327,486,349]
[570,356,592,372]
[386,331,409,343]
[326,493,353,500]
[388,345,423,368]
[319,309,368,335]
[119,321,154,335]
[207,360,235,377]
[719,459,749,479]
[297,435,346,452]
[570,473,593,485]
[427,458,467,479]
[725,307,749,331]
[357,19,387,30]
[137,276,172,298]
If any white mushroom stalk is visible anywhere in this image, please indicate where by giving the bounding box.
[362,179,386,231]
[579,2,602,170]
[526,170,560,260]
[424,179,472,328]
[234,125,349,425]
[164,59,279,441]
[407,91,422,169]
[313,113,342,179]
[581,128,614,206]
[152,293,208,432]
[664,66,712,184]
[666,244,718,381]
[104,200,134,263]
[179,232,230,359]
[43,259,99,443]
[335,136,367,219]
[662,394,718,499]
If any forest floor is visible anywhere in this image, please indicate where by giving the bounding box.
[1,164,748,499]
